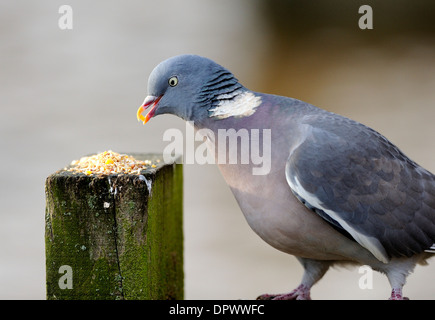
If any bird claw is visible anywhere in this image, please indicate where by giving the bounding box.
[388,288,409,300]
[256,284,311,300]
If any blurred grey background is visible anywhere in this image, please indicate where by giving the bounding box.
[0,0,434,299]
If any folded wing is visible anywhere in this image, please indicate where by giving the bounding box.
[285,112,435,263]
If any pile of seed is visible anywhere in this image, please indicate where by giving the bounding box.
[66,150,157,175]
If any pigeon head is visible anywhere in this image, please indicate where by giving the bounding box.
[137,54,248,124]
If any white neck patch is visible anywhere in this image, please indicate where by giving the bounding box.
[208,91,262,120]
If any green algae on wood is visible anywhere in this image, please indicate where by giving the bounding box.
[45,154,183,300]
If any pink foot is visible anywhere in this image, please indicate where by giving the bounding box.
[389,288,409,300]
[257,284,311,300]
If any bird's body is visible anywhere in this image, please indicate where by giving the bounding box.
[137,54,435,299]
[197,94,373,261]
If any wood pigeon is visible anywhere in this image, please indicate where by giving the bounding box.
[137,54,435,300]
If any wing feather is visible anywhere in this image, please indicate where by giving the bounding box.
[286,112,435,262]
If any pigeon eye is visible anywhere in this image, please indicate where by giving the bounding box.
[168,76,178,87]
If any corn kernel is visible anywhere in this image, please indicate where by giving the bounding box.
[105,158,114,165]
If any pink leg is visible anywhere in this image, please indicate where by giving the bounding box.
[389,288,409,300]
[257,258,329,300]
[257,284,311,300]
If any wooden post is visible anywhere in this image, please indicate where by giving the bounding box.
[45,154,183,300]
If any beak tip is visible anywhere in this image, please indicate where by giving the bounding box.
[136,105,146,123]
